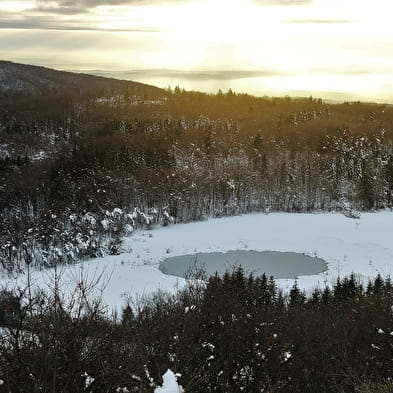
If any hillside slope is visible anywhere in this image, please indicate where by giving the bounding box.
[0,60,166,97]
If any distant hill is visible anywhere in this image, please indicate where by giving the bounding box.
[0,60,166,98]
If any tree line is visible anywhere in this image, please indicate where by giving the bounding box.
[1,88,393,270]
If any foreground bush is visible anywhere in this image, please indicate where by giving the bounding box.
[1,270,393,392]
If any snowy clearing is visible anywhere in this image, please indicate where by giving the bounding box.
[1,211,393,311]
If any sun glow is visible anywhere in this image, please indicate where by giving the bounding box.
[113,0,285,69]
[0,1,34,12]
[100,0,391,72]
[1,0,393,101]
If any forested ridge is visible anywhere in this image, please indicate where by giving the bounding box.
[0,60,165,98]
[1,65,393,270]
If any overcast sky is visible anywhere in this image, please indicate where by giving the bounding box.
[1,0,393,102]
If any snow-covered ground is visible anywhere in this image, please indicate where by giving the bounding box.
[1,211,393,311]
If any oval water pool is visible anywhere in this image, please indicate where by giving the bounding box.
[160,250,327,279]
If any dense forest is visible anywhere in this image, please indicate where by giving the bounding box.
[1,270,393,393]
[2,64,393,393]
[1,65,393,270]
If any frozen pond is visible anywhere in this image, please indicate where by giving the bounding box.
[160,250,327,279]
[4,212,393,310]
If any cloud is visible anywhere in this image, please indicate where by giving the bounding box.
[254,0,312,5]
[77,68,381,83]
[97,69,288,80]
[285,19,352,24]
[33,5,90,14]
[0,17,158,31]
[33,0,136,14]
[32,0,183,14]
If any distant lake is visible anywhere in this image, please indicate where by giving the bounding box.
[160,250,327,280]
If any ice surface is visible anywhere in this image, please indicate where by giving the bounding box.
[2,211,393,311]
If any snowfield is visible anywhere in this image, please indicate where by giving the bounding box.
[1,211,393,311]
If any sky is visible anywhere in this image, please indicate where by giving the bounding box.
[1,0,393,102]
